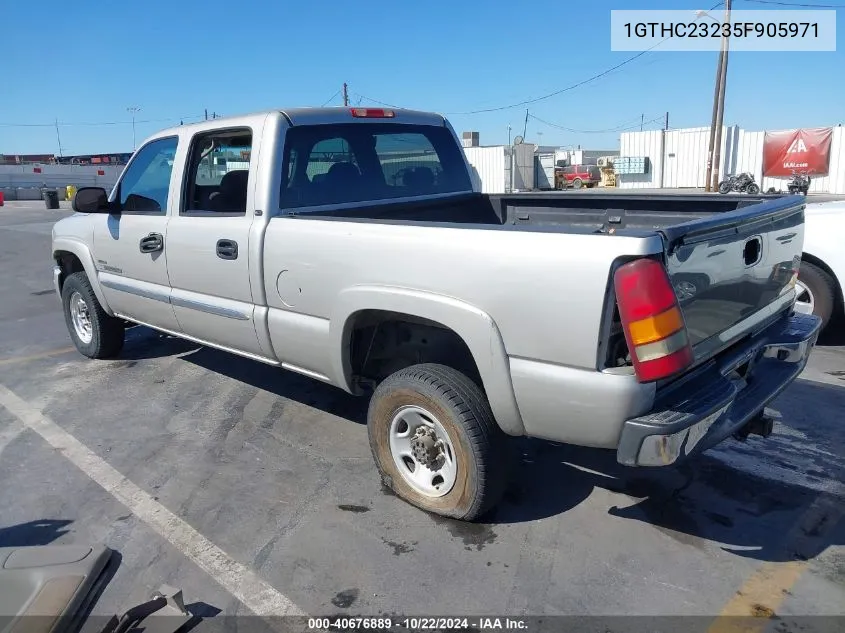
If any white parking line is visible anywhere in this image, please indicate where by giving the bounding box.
[0,383,304,617]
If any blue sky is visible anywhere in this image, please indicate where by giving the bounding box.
[2,0,843,155]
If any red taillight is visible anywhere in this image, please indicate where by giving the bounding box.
[350,108,395,118]
[613,258,694,383]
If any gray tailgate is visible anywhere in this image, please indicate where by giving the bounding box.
[661,196,805,360]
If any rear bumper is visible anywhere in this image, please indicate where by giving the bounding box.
[616,312,821,467]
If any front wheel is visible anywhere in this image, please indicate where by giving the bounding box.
[718,181,731,194]
[61,271,125,358]
[571,178,583,189]
[368,364,507,521]
[746,183,761,194]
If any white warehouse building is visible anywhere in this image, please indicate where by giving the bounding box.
[617,125,845,194]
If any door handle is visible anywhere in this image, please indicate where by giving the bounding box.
[139,232,163,253]
[216,239,238,260]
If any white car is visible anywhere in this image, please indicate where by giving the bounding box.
[798,199,845,332]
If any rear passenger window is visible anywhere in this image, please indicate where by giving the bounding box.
[280,123,472,209]
[183,129,252,216]
[374,133,441,191]
[306,138,359,184]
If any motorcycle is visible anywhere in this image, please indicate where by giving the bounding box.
[788,171,811,195]
[718,172,760,194]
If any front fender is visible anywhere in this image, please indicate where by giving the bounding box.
[329,285,525,436]
[52,237,114,315]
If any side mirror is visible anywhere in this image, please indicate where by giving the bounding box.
[72,187,111,213]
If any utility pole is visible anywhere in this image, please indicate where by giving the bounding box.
[522,108,529,139]
[704,53,723,191]
[665,112,669,131]
[641,113,644,132]
[54,118,63,158]
[204,108,208,121]
[710,0,732,192]
[127,106,141,151]
[705,0,731,191]
[342,83,349,107]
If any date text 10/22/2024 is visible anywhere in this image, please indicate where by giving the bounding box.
[307,617,529,631]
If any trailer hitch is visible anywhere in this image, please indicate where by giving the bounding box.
[733,408,776,442]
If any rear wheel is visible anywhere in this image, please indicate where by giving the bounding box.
[572,178,583,189]
[61,272,125,358]
[368,363,507,521]
[718,181,731,194]
[795,261,836,331]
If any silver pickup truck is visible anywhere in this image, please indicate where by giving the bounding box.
[52,107,821,520]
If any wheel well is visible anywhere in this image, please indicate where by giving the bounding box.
[54,251,84,292]
[347,310,482,391]
[802,252,844,308]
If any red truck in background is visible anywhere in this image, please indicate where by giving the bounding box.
[555,164,601,189]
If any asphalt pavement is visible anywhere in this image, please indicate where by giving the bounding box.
[0,201,843,630]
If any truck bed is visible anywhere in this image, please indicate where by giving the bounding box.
[303,191,785,234]
[300,190,806,375]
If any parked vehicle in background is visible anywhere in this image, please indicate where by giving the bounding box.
[796,199,845,331]
[555,164,601,189]
[788,171,811,195]
[718,172,761,194]
[52,108,820,521]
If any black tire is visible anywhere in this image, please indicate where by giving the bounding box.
[718,181,731,194]
[747,183,761,194]
[61,271,125,358]
[797,261,836,332]
[368,363,507,521]
[572,178,583,189]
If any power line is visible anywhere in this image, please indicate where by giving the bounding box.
[350,92,401,109]
[447,49,659,115]
[741,0,844,7]
[532,113,666,135]
[442,1,724,116]
[320,89,341,107]
[528,113,655,134]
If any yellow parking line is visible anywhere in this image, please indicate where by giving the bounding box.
[708,495,842,633]
[0,347,76,367]
[708,561,807,633]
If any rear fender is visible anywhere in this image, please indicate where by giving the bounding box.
[330,285,525,436]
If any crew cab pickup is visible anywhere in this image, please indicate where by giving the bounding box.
[52,107,821,520]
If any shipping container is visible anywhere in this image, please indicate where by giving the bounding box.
[462,144,536,193]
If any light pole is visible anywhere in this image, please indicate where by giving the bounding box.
[127,106,141,151]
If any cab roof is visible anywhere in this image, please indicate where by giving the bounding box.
[155,107,447,138]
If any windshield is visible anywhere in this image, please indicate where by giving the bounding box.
[280,123,472,209]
